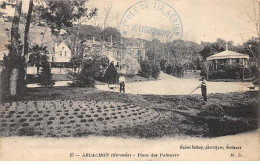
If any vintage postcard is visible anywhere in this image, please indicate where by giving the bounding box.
[0,0,259,161]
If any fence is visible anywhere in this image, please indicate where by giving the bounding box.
[27,66,80,75]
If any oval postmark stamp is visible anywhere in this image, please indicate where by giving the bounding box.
[119,0,183,42]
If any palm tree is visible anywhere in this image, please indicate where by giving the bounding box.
[28,45,49,75]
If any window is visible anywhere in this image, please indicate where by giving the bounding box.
[137,50,141,56]
[60,51,62,56]
[65,51,67,56]
[62,47,64,50]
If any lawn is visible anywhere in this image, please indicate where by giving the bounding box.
[0,87,259,138]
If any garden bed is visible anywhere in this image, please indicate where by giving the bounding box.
[0,100,159,137]
[0,87,258,138]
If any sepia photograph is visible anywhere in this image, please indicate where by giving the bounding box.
[0,0,259,161]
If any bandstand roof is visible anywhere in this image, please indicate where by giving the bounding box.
[206,50,249,61]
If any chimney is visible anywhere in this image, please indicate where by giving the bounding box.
[92,36,95,44]
[226,41,228,51]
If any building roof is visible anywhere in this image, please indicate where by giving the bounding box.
[206,50,249,61]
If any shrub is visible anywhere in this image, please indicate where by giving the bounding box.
[166,65,173,74]
[69,58,104,87]
[139,60,151,78]
[77,115,83,118]
[47,121,53,125]
[165,64,185,78]
[80,119,86,123]
[18,127,37,136]
[209,64,252,79]
[175,64,184,78]
[70,54,109,85]
[36,117,43,121]
[69,72,95,87]
[199,102,224,117]
[38,55,55,87]
[49,117,55,120]
[150,62,161,79]
[19,118,27,123]
[103,62,118,83]
[160,60,167,72]
[221,99,259,118]
[97,117,104,121]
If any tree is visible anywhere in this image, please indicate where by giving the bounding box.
[243,38,260,66]
[103,62,118,83]
[145,39,164,62]
[160,60,167,72]
[69,54,109,87]
[70,55,82,72]
[34,0,97,60]
[150,62,161,79]
[246,0,260,39]
[28,44,49,75]
[38,0,96,35]
[3,0,25,97]
[1,41,25,101]
[24,0,34,65]
[123,56,141,75]
[139,60,151,78]
[200,42,215,60]
[66,25,102,57]
[102,27,121,43]
[38,55,55,87]
[93,55,110,79]
[91,2,112,33]
[200,39,234,59]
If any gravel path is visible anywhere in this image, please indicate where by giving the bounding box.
[96,72,255,95]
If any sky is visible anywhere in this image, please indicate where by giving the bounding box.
[85,0,259,45]
[1,0,259,45]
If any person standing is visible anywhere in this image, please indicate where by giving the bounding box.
[197,76,207,102]
[119,74,125,93]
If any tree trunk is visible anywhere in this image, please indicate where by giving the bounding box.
[10,0,22,55]
[37,66,39,75]
[23,0,34,80]
[10,68,19,96]
[9,0,22,96]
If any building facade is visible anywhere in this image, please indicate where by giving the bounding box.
[83,37,146,74]
[51,41,72,63]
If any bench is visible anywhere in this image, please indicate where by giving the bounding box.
[107,83,119,90]
[248,86,256,91]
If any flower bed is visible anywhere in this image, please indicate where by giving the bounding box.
[0,100,159,137]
